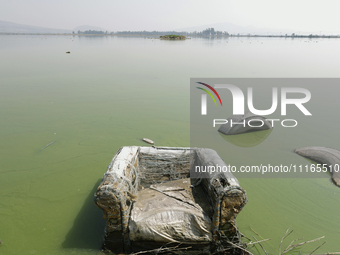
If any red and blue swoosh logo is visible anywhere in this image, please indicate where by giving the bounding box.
[196,82,222,106]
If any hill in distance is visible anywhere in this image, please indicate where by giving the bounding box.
[0,20,110,34]
[0,20,72,34]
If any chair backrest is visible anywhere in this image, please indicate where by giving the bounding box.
[138,146,192,187]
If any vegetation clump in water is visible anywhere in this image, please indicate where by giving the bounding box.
[160,35,186,40]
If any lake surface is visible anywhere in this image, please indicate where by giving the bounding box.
[1,34,340,254]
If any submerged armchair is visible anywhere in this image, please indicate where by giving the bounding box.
[94,146,247,254]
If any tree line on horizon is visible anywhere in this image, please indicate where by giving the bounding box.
[115,28,229,36]
[76,28,229,36]
[75,28,338,38]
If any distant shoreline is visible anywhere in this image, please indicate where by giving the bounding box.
[1,33,339,39]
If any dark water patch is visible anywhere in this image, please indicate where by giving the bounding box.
[62,180,105,250]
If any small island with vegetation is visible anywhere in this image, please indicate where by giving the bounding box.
[160,35,186,40]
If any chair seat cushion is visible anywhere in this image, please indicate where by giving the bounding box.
[129,178,212,243]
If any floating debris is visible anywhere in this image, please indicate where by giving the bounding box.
[94,146,247,253]
[142,138,154,145]
[66,51,70,54]
[41,141,55,151]
[218,112,272,135]
[295,146,340,187]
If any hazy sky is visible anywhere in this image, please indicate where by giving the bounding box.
[0,0,339,33]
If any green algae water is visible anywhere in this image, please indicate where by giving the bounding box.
[1,35,340,254]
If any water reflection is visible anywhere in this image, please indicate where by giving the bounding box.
[219,128,272,147]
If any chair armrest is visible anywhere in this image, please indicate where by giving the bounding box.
[191,148,247,238]
[94,146,140,236]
